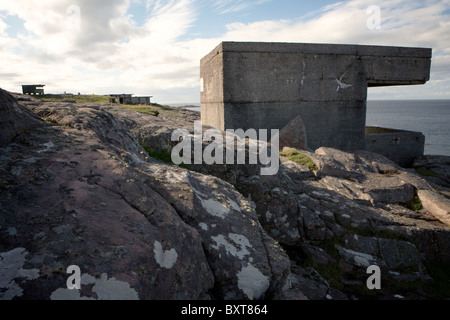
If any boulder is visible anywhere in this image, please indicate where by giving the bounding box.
[418,190,450,226]
[0,89,43,146]
[279,116,308,150]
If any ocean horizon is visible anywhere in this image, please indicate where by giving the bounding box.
[169,100,450,157]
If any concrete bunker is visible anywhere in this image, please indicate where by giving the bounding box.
[22,84,45,95]
[200,42,432,167]
[109,94,153,105]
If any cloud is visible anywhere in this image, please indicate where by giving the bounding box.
[217,0,450,99]
[0,0,449,102]
[0,0,200,100]
[211,0,272,14]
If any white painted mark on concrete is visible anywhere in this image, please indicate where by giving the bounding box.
[301,60,306,86]
[336,72,353,92]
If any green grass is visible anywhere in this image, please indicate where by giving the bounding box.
[114,105,160,117]
[401,190,423,212]
[34,94,110,104]
[415,168,438,177]
[279,149,318,172]
[141,145,191,170]
[34,94,182,118]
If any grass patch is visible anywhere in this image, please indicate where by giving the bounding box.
[34,94,110,104]
[400,190,423,212]
[141,145,191,170]
[279,149,318,172]
[415,168,438,177]
[114,104,160,117]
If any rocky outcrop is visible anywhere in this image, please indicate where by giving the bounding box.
[1,89,449,300]
[0,90,42,147]
[418,190,450,226]
[0,90,289,300]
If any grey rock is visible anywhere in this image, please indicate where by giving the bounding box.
[0,89,43,147]
[2,88,450,300]
[418,190,450,226]
[279,116,308,150]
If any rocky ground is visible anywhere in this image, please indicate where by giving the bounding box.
[1,88,449,300]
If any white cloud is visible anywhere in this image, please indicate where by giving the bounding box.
[218,0,450,99]
[0,0,449,102]
[212,0,272,15]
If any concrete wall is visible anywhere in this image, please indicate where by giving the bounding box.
[22,85,45,95]
[131,97,151,105]
[200,42,431,151]
[365,127,425,168]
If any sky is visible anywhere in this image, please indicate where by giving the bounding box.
[0,0,449,104]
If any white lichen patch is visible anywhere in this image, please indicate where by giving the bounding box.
[228,199,241,212]
[82,273,139,300]
[166,170,188,184]
[0,248,40,300]
[50,273,139,300]
[287,228,300,239]
[187,173,231,218]
[337,246,376,268]
[37,141,55,154]
[237,264,270,300]
[201,198,231,219]
[153,241,178,269]
[211,234,253,260]
[50,288,94,300]
[199,223,209,231]
[6,227,17,236]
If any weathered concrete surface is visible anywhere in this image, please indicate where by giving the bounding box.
[200,42,431,153]
[365,127,425,168]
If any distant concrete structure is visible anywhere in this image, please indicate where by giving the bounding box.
[200,42,432,166]
[22,85,45,95]
[131,96,153,105]
[365,127,425,167]
[109,94,153,105]
[109,94,133,104]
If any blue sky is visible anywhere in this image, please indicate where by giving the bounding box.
[0,0,449,103]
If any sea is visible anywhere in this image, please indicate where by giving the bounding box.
[169,100,450,157]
